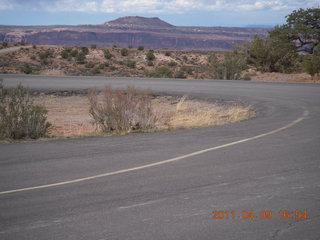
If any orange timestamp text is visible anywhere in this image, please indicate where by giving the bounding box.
[211,210,308,220]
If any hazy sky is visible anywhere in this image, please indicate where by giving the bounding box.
[0,0,319,27]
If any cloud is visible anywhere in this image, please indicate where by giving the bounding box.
[0,0,14,10]
[0,0,319,13]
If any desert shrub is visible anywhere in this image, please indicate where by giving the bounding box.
[80,47,89,55]
[85,62,95,68]
[180,65,193,74]
[38,50,52,60]
[90,44,97,49]
[70,49,79,57]
[40,58,49,66]
[303,50,320,77]
[21,63,33,74]
[103,49,113,59]
[87,86,156,133]
[209,50,247,80]
[98,63,107,69]
[0,80,51,140]
[90,67,100,74]
[125,60,136,68]
[247,35,297,73]
[148,67,173,78]
[147,61,154,66]
[168,61,177,67]
[241,73,252,81]
[146,50,155,61]
[75,52,86,64]
[174,71,186,79]
[164,51,171,56]
[60,49,69,59]
[121,48,129,56]
[138,46,144,51]
[109,66,117,71]
[3,42,8,48]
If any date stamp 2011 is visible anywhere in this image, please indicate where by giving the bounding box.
[211,210,308,220]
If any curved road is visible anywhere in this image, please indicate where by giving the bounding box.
[0,74,320,240]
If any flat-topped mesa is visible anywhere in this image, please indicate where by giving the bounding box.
[103,16,174,29]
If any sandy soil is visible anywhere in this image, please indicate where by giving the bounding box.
[250,71,320,83]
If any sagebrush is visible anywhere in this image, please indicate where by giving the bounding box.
[0,79,51,140]
[88,86,157,133]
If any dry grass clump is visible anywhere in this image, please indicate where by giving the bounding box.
[164,96,254,129]
[87,86,157,133]
[0,80,51,140]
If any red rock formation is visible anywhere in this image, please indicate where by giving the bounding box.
[0,16,270,50]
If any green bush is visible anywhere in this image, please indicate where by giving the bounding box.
[138,46,144,51]
[247,35,297,73]
[40,59,49,66]
[121,48,129,56]
[174,71,186,79]
[148,67,173,78]
[85,62,95,68]
[146,50,155,61]
[21,63,33,74]
[109,66,117,71]
[303,51,320,77]
[180,65,193,74]
[90,44,97,49]
[0,80,51,140]
[99,63,107,69]
[164,51,171,56]
[90,67,100,74]
[168,61,177,67]
[70,49,79,57]
[125,60,136,68]
[38,50,52,60]
[209,50,247,80]
[75,52,86,64]
[80,47,89,55]
[103,49,113,59]
[60,49,69,59]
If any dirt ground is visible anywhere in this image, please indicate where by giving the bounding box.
[34,94,254,137]
[250,71,320,83]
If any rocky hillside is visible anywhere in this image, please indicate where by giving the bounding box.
[0,17,270,50]
[0,42,216,79]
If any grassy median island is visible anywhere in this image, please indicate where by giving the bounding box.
[0,82,255,142]
[33,87,255,139]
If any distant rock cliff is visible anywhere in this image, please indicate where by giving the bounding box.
[0,16,270,50]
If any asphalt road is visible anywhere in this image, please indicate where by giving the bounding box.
[0,74,320,240]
